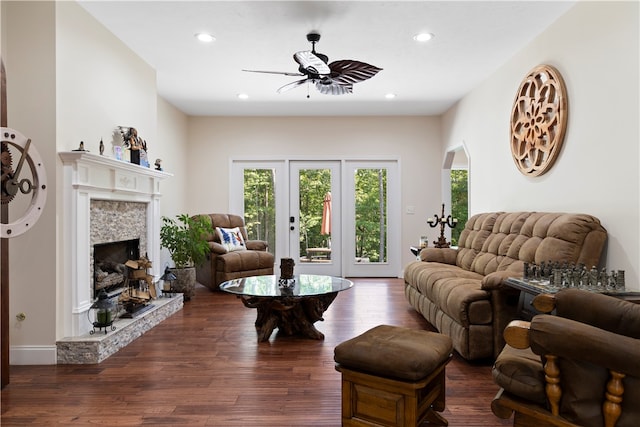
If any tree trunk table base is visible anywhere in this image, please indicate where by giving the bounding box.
[239,293,338,342]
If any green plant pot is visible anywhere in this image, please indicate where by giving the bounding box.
[170,267,196,300]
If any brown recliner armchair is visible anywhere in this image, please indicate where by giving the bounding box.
[491,288,640,427]
[193,213,274,291]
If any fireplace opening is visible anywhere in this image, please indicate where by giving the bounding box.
[93,238,140,299]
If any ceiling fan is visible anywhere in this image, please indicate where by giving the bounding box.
[243,32,382,96]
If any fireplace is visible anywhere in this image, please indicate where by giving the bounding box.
[58,151,180,363]
[93,238,140,298]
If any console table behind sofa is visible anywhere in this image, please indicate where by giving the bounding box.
[404,212,607,360]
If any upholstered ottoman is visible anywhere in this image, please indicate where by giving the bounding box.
[334,325,453,426]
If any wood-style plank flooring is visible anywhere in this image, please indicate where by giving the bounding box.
[1,278,512,426]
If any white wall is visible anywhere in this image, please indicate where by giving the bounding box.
[441,1,640,288]
[187,116,443,272]
[55,2,157,154]
[156,96,189,269]
[4,0,57,364]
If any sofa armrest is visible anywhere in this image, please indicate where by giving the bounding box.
[245,240,268,251]
[209,241,228,255]
[481,271,516,291]
[419,247,457,264]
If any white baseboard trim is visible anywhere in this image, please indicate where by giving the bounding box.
[10,345,57,365]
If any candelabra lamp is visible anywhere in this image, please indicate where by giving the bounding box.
[427,203,458,248]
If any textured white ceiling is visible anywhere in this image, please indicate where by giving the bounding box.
[79,1,576,116]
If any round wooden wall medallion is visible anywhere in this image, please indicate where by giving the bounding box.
[510,64,568,177]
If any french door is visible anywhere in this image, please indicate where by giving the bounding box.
[289,161,341,276]
[230,158,400,278]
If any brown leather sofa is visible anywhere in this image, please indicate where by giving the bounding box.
[492,289,640,427]
[193,213,274,291]
[403,212,607,360]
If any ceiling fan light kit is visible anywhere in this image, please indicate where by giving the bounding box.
[244,32,382,97]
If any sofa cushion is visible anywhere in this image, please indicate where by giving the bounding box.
[492,345,546,404]
[217,250,273,273]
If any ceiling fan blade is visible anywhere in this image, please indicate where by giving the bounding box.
[315,81,353,95]
[242,69,304,77]
[294,51,331,75]
[328,60,382,85]
[277,78,308,94]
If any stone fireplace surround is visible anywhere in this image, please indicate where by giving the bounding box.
[58,152,180,363]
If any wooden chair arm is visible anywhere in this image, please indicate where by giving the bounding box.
[503,320,531,349]
[532,293,556,313]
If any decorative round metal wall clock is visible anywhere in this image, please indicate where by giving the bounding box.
[1,127,47,238]
[510,64,568,177]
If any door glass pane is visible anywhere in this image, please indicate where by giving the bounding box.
[298,168,332,264]
[243,169,276,254]
[354,168,387,263]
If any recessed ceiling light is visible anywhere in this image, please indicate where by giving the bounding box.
[385,93,396,99]
[195,33,215,43]
[413,33,434,42]
[237,93,249,100]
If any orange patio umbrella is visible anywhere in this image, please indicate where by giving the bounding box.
[321,192,331,236]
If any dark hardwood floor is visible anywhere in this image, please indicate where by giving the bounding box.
[1,278,511,426]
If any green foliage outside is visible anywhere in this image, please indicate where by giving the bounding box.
[450,169,468,246]
[243,169,276,253]
[241,167,389,263]
[298,169,332,252]
[355,169,387,262]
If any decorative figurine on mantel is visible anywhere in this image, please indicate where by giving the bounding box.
[154,158,163,171]
[99,138,104,155]
[117,126,148,166]
[72,141,87,152]
[127,128,142,165]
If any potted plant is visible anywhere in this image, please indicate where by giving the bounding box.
[160,214,213,300]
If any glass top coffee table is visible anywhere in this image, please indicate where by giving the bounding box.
[220,274,353,342]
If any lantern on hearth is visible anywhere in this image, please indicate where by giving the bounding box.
[160,266,178,296]
[87,289,118,334]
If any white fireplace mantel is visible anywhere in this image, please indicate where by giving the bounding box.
[59,152,171,338]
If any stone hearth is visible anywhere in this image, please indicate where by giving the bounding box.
[57,295,183,364]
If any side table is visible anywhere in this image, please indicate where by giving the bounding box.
[504,277,640,320]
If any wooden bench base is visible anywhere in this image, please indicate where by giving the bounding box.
[336,359,450,427]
